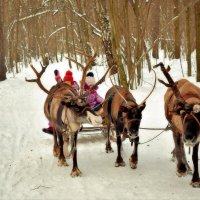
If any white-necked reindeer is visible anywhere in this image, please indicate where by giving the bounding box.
[26,52,111,176]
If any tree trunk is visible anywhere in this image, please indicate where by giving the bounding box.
[152,0,160,59]
[195,1,200,81]
[95,0,118,76]
[108,0,128,88]
[0,0,6,81]
[185,4,192,76]
[173,0,180,59]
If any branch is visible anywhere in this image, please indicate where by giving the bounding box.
[133,0,200,69]
[65,56,85,70]
[45,26,66,44]
[7,10,58,39]
[67,0,101,35]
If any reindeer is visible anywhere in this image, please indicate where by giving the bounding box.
[103,70,156,169]
[154,62,200,187]
[26,52,111,176]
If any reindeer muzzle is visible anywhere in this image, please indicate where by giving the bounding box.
[183,137,196,147]
[128,132,138,142]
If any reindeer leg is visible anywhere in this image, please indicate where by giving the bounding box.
[105,123,114,153]
[171,148,176,162]
[57,133,68,166]
[53,131,60,157]
[129,137,139,169]
[115,131,125,167]
[63,132,70,158]
[191,143,200,187]
[71,132,81,177]
[171,145,192,173]
[182,144,192,174]
[172,131,187,177]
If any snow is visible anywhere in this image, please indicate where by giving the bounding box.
[0,56,200,200]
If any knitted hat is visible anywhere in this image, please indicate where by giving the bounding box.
[85,72,95,86]
[64,70,74,85]
[86,72,94,77]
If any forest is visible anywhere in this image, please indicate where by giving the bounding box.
[0,0,200,86]
[1,1,200,198]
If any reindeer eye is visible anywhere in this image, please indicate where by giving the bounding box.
[184,104,192,111]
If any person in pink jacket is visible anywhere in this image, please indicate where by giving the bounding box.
[84,72,104,111]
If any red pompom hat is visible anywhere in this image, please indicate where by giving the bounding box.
[63,70,74,85]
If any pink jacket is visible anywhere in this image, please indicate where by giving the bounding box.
[84,83,103,107]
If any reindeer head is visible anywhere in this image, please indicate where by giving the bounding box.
[61,95,88,113]
[119,102,146,142]
[175,101,200,146]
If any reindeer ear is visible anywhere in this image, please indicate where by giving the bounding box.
[137,102,146,112]
[119,105,129,113]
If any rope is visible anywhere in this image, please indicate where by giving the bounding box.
[78,124,170,146]
[138,125,170,145]
[80,125,169,133]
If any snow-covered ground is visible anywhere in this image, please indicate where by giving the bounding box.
[0,56,200,200]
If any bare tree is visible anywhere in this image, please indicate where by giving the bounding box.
[195,1,200,81]
[0,0,6,81]
[173,0,181,59]
[184,0,192,76]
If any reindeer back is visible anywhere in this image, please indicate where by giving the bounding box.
[44,84,78,127]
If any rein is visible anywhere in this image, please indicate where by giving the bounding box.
[137,125,170,145]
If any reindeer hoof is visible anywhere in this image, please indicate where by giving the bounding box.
[191,182,200,187]
[129,160,137,169]
[115,161,126,167]
[176,163,187,177]
[71,168,82,177]
[129,157,137,169]
[190,180,200,188]
[58,159,68,166]
[176,171,187,177]
[106,148,114,153]
[105,143,114,153]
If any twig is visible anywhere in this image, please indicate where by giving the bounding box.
[31,185,53,190]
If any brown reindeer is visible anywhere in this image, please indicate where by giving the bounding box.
[26,53,111,176]
[154,62,200,187]
[103,70,156,169]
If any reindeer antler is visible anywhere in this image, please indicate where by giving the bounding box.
[139,68,157,105]
[153,62,185,105]
[65,51,97,95]
[25,53,50,94]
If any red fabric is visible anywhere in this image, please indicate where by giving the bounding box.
[63,70,74,85]
[55,72,62,82]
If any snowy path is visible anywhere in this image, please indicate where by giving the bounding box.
[0,76,200,200]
